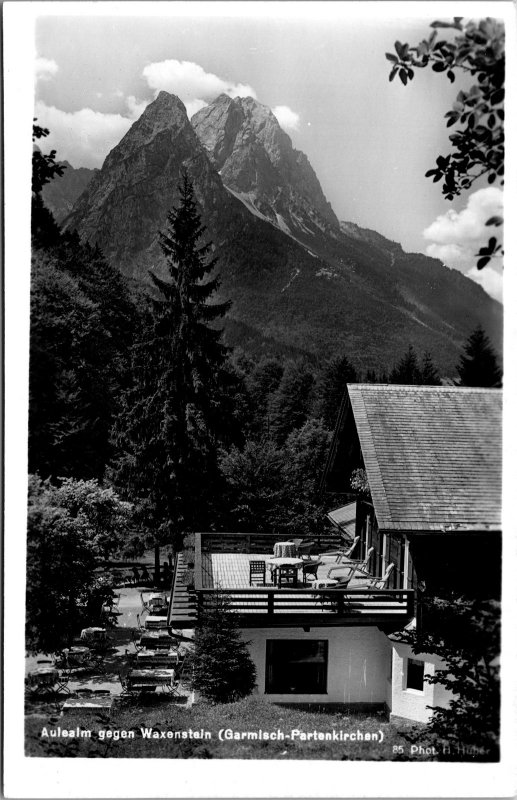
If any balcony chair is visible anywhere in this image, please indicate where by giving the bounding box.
[297,541,315,560]
[352,562,395,590]
[249,560,266,586]
[326,546,374,580]
[302,559,322,584]
[320,536,360,564]
[277,565,298,588]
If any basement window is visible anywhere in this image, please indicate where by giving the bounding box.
[405,657,425,692]
[265,640,328,694]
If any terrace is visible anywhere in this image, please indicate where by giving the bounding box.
[168,532,415,631]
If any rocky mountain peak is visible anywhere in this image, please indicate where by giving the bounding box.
[62,91,234,279]
[103,91,189,170]
[192,94,340,239]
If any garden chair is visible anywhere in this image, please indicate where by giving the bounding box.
[277,565,298,588]
[351,562,395,590]
[140,565,152,584]
[320,536,359,564]
[302,559,322,584]
[249,560,266,586]
[327,546,374,579]
[297,541,315,560]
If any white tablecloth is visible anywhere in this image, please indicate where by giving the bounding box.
[273,541,297,558]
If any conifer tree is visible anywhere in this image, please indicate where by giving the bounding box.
[456,326,502,387]
[114,174,233,548]
[420,351,441,386]
[390,345,421,384]
[316,353,358,430]
[190,592,256,702]
[268,359,315,443]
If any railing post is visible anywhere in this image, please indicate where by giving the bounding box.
[268,591,274,616]
[336,592,344,615]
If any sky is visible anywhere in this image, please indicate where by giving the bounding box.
[31,3,508,300]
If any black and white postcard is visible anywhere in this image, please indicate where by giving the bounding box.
[4,1,516,796]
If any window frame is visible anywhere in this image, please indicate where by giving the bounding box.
[404,656,425,693]
[265,639,328,695]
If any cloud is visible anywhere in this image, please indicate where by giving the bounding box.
[423,188,503,301]
[126,95,150,120]
[142,59,257,104]
[35,57,58,82]
[466,266,503,303]
[185,99,208,119]
[34,101,133,168]
[272,105,300,132]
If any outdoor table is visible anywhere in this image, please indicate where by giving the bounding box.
[61,696,112,715]
[266,557,303,586]
[68,646,91,660]
[136,649,179,668]
[27,667,69,694]
[137,631,176,650]
[126,668,176,693]
[80,627,107,642]
[273,541,297,558]
[28,667,59,686]
[144,614,168,630]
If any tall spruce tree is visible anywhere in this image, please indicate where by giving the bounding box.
[316,353,358,430]
[390,345,421,384]
[114,174,232,550]
[456,326,502,387]
[190,592,256,702]
[420,351,441,386]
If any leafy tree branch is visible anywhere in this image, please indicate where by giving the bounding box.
[386,18,504,270]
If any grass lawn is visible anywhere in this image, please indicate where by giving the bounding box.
[25,696,430,760]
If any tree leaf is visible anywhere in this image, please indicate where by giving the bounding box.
[394,40,405,58]
[386,52,398,63]
[476,256,491,270]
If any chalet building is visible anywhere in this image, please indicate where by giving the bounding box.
[168,385,502,722]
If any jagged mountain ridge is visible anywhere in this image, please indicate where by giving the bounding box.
[62,91,502,375]
[191,94,339,241]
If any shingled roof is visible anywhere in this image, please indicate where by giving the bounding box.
[347,385,502,533]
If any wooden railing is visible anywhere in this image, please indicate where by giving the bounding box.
[196,531,345,561]
[196,587,414,620]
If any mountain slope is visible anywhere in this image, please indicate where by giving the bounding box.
[62,91,502,375]
[41,162,96,222]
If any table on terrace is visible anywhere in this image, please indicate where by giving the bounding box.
[136,649,180,668]
[126,668,176,693]
[273,541,297,558]
[144,614,168,630]
[266,557,303,586]
[27,667,70,694]
[137,631,176,650]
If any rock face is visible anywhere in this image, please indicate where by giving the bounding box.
[62,90,502,374]
[64,92,239,280]
[192,94,339,239]
[41,162,96,222]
